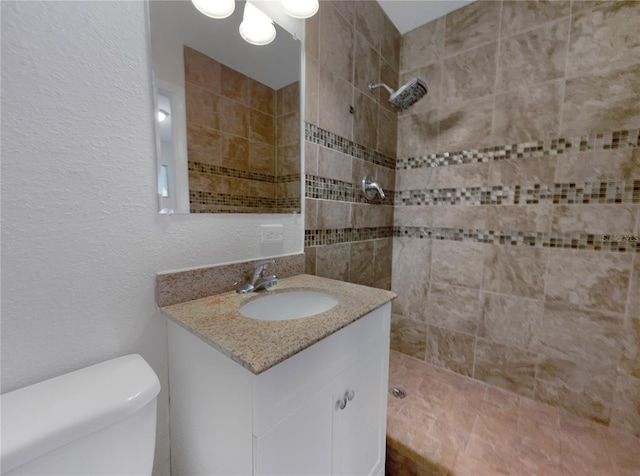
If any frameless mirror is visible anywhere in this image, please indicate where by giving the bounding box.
[149,0,302,214]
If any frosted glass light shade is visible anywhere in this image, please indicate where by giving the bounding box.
[279,0,318,18]
[191,0,235,19]
[239,2,276,46]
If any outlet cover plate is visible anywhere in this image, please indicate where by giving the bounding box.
[260,224,284,243]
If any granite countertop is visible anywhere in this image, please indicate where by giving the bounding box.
[160,274,396,375]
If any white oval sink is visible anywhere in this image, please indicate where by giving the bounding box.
[239,290,339,321]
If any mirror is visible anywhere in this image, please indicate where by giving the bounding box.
[149,0,302,214]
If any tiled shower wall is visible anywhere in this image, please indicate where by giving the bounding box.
[184,46,300,213]
[391,0,640,436]
[303,1,400,289]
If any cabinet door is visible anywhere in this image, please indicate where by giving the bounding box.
[254,380,337,476]
[333,339,390,476]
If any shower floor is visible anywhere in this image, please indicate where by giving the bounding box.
[386,350,640,476]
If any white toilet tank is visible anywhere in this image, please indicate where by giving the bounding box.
[1,354,161,476]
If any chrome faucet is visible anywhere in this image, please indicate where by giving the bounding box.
[236,260,278,294]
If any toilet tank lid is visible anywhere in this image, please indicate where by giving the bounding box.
[0,354,161,474]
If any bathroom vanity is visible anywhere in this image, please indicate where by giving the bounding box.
[161,274,395,476]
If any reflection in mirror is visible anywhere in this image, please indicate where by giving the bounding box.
[149,0,302,214]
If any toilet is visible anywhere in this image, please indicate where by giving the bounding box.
[1,354,160,475]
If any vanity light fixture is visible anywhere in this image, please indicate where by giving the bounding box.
[157,109,169,122]
[191,0,235,19]
[279,0,319,19]
[239,2,276,46]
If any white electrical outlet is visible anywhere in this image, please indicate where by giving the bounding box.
[260,224,284,243]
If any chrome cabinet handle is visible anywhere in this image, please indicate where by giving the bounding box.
[337,389,355,411]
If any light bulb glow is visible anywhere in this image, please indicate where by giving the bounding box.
[157,109,169,122]
[279,0,318,19]
[191,0,235,19]
[239,2,276,46]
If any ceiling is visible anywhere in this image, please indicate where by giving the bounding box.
[377,0,475,34]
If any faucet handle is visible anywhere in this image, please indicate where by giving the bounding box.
[252,259,275,279]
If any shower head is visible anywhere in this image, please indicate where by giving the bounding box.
[368,78,428,111]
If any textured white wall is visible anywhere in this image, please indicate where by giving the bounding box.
[0,1,303,474]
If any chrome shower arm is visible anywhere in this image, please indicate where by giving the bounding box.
[368,83,395,95]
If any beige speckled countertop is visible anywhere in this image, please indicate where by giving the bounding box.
[160,274,396,375]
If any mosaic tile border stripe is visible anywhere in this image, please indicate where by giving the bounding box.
[306,175,395,206]
[396,129,640,170]
[395,180,640,206]
[394,227,639,253]
[305,123,396,170]
[189,161,278,183]
[304,227,394,247]
[190,190,300,211]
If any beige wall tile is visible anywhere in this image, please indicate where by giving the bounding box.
[488,156,557,186]
[377,106,398,158]
[317,145,352,182]
[355,0,385,52]
[276,144,300,176]
[398,111,438,159]
[250,79,275,116]
[551,204,638,235]
[304,246,317,275]
[620,316,640,379]
[396,167,437,192]
[249,109,275,145]
[570,0,614,15]
[319,1,353,82]
[304,56,319,124]
[304,8,319,60]
[630,256,640,320]
[486,204,553,233]
[500,0,571,37]
[185,83,219,129]
[379,59,400,114]
[566,1,640,79]
[391,314,427,359]
[220,133,249,170]
[381,14,401,71]
[496,19,569,92]
[217,96,249,137]
[305,141,318,176]
[536,357,615,424]
[479,293,544,349]
[482,245,547,299]
[435,161,490,188]
[374,238,393,290]
[444,0,501,56]
[425,325,475,376]
[351,203,393,228]
[249,141,275,175]
[554,149,640,183]
[220,64,250,106]
[354,31,380,99]
[438,95,494,152]
[305,198,318,231]
[393,206,435,228]
[318,68,353,140]
[492,80,563,144]
[353,90,378,150]
[276,112,300,147]
[427,283,482,335]
[610,374,640,438]
[392,237,431,320]
[473,338,537,397]
[561,64,640,135]
[187,124,221,165]
[349,240,375,287]
[442,42,498,106]
[316,243,350,281]
[431,240,485,288]
[316,200,351,229]
[184,46,220,93]
[400,17,445,72]
[432,205,488,230]
[545,249,631,313]
[535,302,624,369]
[277,81,299,117]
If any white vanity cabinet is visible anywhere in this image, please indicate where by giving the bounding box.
[167,302,391,476]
